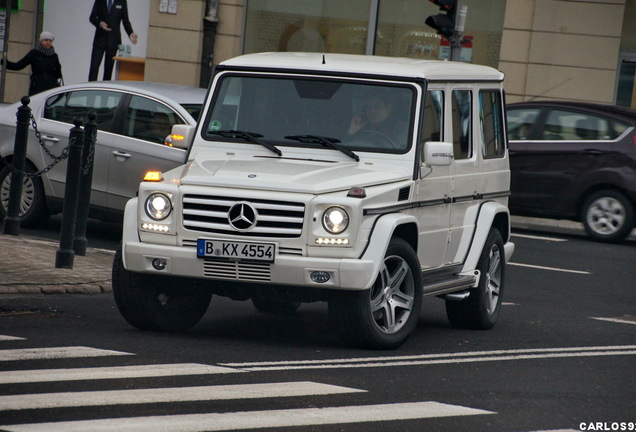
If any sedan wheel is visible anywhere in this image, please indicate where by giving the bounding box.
[0,165,50,227]
[582,190,634,242]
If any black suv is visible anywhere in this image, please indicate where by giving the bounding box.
[507,101,636,242]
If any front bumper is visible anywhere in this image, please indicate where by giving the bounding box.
[123,241,377,291]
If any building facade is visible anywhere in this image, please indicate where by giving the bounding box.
[2,0,635,107]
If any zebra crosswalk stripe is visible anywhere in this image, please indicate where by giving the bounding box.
[0,346,133,361]
[0,363,241,384]
[0,381,365,411]
[0,401,495,432]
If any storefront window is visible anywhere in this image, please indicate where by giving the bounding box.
[243,0,506,67]
[376,0,505,67]
[244,0,372,55]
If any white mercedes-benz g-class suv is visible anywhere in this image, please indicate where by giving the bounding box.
[113,52,515,349]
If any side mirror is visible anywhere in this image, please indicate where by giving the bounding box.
[423,141,454,166]
[165,124,196,149]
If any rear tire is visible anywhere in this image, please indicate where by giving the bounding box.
[582,190,634,242]
[112,243,212,331]
[329,237,422,349]
[446,228,505,329]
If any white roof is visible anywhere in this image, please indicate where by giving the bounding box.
[220,52,504,82]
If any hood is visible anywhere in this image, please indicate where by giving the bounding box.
[179,155,411,194]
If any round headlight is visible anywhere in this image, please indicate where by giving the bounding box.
[322,207,349,234]
[145,193,172,220]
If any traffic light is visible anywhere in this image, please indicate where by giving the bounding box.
[425,0,457,39]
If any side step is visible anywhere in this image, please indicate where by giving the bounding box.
[421,273,478,298]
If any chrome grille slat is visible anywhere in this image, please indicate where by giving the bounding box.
[182,194,305,238]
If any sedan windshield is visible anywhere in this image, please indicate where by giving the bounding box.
[203,74,416,152]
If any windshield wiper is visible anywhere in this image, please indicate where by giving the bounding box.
[285,135,359,162]
[209,130,282,156]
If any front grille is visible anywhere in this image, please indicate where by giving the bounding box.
[202,259,271,282]
[182,194,305,238]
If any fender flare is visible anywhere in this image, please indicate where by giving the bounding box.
[358,212,419,288]
[461,201,511,273]
[120,197,139,269]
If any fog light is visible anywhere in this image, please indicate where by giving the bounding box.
[152,258,167,270]
[310,271,330,283]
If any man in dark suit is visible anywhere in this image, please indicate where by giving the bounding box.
[88,0,138,81]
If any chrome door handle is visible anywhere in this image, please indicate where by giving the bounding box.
[41,136,60,143]
[112,150,132,159]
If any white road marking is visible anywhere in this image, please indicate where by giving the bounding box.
[0,346,133,362]
[512,233,568,242]
[0,335,25,341]
[0,363,242,384]
[0,401,494,432]
[220,345,636,372]
[591,316,636,326]
[0,381,364,411]
[508,262,591,275]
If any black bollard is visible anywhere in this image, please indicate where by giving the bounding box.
[55,118,85,269]
[73,111,97,256]
[2,96,31,236]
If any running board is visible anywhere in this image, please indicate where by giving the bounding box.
[421,274,478,298]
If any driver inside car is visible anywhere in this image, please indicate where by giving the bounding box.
[347,93,407,148]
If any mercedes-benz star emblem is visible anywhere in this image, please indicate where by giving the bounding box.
[228,202,257,231]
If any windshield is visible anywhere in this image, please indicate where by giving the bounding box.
[202,74,416,153]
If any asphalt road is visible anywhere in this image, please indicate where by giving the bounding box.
[0,223,634,431]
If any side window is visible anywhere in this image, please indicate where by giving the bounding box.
[479,90,505,158]
[420,89,444,162]
[543,110,611,141]
[125,96,184,144]
[452,89,472,160]
[44,90,122,131]
[507,108,541,140]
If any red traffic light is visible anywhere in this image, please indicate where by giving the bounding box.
[429,0,457,11]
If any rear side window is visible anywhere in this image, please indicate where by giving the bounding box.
[44,90,122,132]
[124,96,185,145]
[543,110,613,141]
[452,90,472,160]
[479,90,505,158]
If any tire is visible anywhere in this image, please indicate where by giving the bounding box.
[112,243,212,331]
[329,237,422,349]
[252,297,301,315]
[0,163,50,227]
[446,228,505,329]
[581,190,634,243]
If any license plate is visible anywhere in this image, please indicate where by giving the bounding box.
[197,239,276,262]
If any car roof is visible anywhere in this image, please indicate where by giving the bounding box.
[219,52,505,82]
[11,81,207,106]
[507,100,636,122]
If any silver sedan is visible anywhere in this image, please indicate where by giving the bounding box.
[0,81,206,226]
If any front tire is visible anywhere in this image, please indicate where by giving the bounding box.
[446,228,505,329]
[112,244,212,331]
[582,190,634,242]
[0,164,50,227]
[329,237,422,349]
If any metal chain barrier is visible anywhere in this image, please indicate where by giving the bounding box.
[0,114,72,178]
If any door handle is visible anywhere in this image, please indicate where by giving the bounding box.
[41,135,60,144]
[112,150,132,159]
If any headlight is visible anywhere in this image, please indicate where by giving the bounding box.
[322,207,349,234]
[145,193,172,220]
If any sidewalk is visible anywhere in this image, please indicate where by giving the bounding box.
[0,233,113,295]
